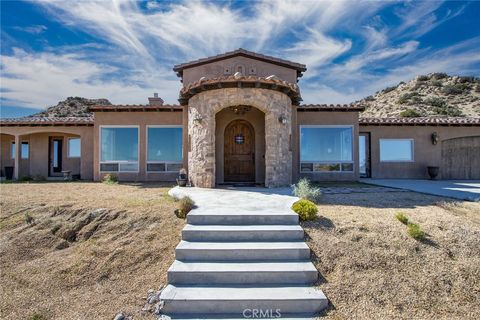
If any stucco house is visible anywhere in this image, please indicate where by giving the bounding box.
[1,48,480,186]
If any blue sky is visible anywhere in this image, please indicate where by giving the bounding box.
[1,0,479,118]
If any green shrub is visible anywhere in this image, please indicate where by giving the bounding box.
[400,109,422,117]
[292,178,321,203]
[30,313,45,320]
[20,175,33,182]
[24,212,34,224]
[433,105,463,116]
[292,199,318,221]
[430,80,442,87]
[458,76,475,83]
[102,173,118,184]
[417,75,429,81]
[395,213,409,225]
[425,97,446,108]
[364,95,375,101]
[442,84,464,95]
[32,174,46,181]
[407,223,426,240]
[431,72,448,80]
[398,94,410,104]
[175,196,195,219]
[382,86,397,93]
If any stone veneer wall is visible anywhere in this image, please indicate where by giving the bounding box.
[188,88,292,188]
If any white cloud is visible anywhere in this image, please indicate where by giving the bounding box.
[12,24,47,34]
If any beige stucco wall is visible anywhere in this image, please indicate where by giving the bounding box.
[215,107,266,184]
[0,127,93,179]
[182,56,298,85]
[361,125,480,179]
[188,87,292,188]
[1,134,15,176]
[294,110,360,182]
[93,111,184,181]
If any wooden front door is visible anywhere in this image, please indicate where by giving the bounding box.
[224,120,255,182]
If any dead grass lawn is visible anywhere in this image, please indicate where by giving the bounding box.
[0,182,182,320]
[304,191,480,320]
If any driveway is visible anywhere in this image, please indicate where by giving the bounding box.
[361,179,480,201]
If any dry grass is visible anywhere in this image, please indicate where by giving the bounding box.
[0,182,183,320]
[304,192,480,320]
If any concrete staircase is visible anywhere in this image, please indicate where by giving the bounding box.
[160,191,328,319]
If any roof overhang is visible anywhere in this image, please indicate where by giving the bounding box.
[89,105,183,112]
[0,117,94,127]
[359,117,480,126]
[298,104,366,112]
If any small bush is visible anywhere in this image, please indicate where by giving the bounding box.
[430,80,442,87]
[425,97,446,108]
[400,109,422,117]
[20,175,33,182]
[292,178,321,203]
[102,173,118,184]
[24,212,34,224]
[407,223,426,240]
[417,75,430,81]
[458,76,475,83]
[364,95,375,101]
[395,213,409,225]
[292,199,318,221]
[382,86,397,93]
[433,105,463,117]
[442,84,464,95]
[398,94,410,104]
[175,196,195,219]
[30,313,45,320]
[431,72,448,80]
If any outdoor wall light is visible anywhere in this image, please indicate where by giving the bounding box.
[431,132,439,145]
[278,115,287,124]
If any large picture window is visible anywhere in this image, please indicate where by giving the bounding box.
[380,139,414,162]
[300,126,353,172]
[100,126,139,172]
[147,126,183,172]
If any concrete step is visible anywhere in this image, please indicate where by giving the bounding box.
[168,260,318,284]
[182,224,304,242]
[160,284,328,315]
[175,241,311,261]
[187,208,298,225]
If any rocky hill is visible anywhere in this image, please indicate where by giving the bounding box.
[30,97,111,117]
[359,73,480,118]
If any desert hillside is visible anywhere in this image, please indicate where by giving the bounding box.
[30,97,111,118]
[359,73,480,118]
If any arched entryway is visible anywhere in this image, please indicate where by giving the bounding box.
[224,119,255,182]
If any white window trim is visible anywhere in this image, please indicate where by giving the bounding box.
[20,141,29,159]
[299,125,355,173]
[379,138,415,163]
[67,137,81,158]
[99,125,140,173]
[146,125,183,173]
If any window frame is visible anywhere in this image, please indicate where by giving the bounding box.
[145,125,183,173]
[67,137,81,158]
[379,138,414,163]
[99,125,140,173]
[21,141,29,159]
[299,125,355,173]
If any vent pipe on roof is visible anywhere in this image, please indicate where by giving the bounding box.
[148,93,164,106]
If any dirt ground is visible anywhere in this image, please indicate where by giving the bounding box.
[0,182,182,320]
[304,191,480,320]
[1,183,479,320]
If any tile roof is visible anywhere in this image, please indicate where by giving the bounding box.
[0,116,94,126]
[173,48,307,78]
[89,104,182,112]
[298,104,366,112]
[359,117,480,126]
[178,75,302,105]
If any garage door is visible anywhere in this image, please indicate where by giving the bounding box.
[441,136,480,179]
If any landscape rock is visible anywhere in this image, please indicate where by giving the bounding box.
[31,96,111,118]
[113,312,124,320]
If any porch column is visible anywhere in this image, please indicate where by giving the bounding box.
[13,135,20,180]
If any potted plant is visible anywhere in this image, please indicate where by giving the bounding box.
[427,166,439,180]
[176,168,188,187]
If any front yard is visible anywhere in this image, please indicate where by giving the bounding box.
[305,191,480,319]
[1,182,479,319]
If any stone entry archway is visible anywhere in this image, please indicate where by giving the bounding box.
[224,119,255,182]
[187,87,293,188]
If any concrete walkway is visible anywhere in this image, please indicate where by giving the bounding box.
[361,179,480,202]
